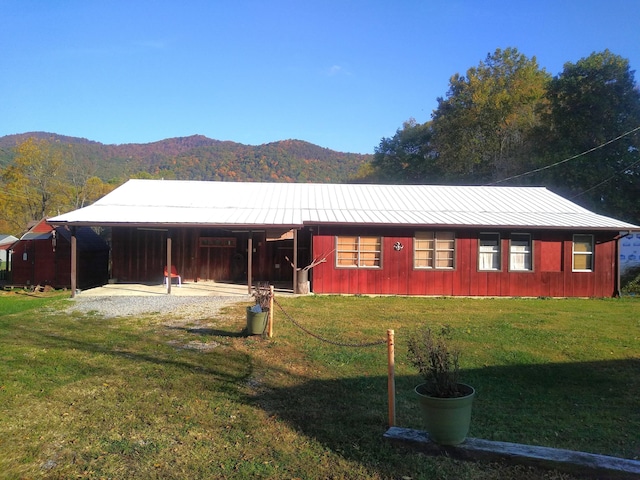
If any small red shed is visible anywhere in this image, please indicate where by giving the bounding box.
[10,219,109,290]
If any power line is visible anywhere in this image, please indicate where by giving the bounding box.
[570,157,640,200]
[488,125,640,185]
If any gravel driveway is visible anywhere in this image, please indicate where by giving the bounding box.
[65,294,250,320]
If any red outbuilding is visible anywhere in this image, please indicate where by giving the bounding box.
[10,219,109,290]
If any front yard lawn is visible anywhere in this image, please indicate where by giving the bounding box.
[0,292,638,479]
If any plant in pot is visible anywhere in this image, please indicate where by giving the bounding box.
[246,283,272,335]
[407,325,475,445]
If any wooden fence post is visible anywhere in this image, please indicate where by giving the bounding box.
[387,329,396,427]
[268,285,274,338]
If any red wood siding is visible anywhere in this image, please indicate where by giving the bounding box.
[10,233,108,289]
[11,239,57,287]
[311,227,619,298]
[110,227,302,284]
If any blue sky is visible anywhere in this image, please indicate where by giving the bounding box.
[1,1,639,154]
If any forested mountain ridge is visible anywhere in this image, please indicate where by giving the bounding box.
[0,132,371,183]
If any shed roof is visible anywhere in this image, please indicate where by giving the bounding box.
[16,219,109,253]
[0,234,18,246]
[48,179,639,231]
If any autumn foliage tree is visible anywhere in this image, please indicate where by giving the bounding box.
[0,138,67,232]
[0,137,114,234]
[374,48,550,184]
[372,47,640,222]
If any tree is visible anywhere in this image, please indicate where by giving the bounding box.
[0,138,68,232]
[372,119,438,183]
[69,176,116,209]
[0,138,119,234]
[431,47,551,183]
[533,50,640,222]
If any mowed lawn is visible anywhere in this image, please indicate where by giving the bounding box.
[0,292,638,479]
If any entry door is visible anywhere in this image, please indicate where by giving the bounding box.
[198,237,236,281]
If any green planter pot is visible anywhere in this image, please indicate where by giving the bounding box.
[246,307,269,335]
[415,382,475,445]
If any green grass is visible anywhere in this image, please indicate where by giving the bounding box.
[0,292,638,479]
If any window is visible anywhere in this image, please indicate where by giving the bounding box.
[479,233,501,271]
[336,236,381,268]
[573,234,594,271]
[509,234,532,271]
[414,231,455,269]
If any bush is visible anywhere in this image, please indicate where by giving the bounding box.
[407,325,464,398]
[620,265,640,296]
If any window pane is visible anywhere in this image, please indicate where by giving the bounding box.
[360,252,379,267]
[359,237,380,267]
[415,237,434,250]
[573,241,592,253]
[337,236,358,250]
[415,231,454,269]
[479,233,500,270]
[414,232,434,268]
[436,231,454,249]
[436,251,454,268]
[479,252,500,270]
[573,254,592,270]
[336,236,357,267]
[360,237,380,251]
[510,252,530,270]
[415,231,434,242]
[573,235,593,271]
[415,250,432,268]
[510,234,532,271]
[338,253,357,267]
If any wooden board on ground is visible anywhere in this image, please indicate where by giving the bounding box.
[384,427,640,479]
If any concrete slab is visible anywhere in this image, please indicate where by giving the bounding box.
[77,281,252,297]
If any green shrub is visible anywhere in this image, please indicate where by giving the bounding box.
[621,265,640,295]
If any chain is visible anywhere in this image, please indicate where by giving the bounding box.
[273,297,387,348]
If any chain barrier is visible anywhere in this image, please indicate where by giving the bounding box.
[273,296,387,348]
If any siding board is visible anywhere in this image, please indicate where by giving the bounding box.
[311,227,620,298]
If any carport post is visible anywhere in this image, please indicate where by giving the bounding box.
[166,234,172,294]
[293,229,298,293]
[70,227,77,298]
[247,234,253,294]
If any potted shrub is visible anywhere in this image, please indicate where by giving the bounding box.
[407,325,475,445]
[246,283,272,335]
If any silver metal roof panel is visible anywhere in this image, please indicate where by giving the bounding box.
[48,179,639,231]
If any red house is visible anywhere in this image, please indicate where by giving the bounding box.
[10,219,109,290]
[48,179,639,297]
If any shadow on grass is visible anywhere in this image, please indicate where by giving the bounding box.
[166,325,247,337]
[33,330,252,387]
[252,359,640,478]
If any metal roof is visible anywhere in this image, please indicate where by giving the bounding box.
[0,234,18,246]
[47,179,639,231]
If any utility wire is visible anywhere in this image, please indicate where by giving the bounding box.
[570,157,640,200]
[488,125,640,185]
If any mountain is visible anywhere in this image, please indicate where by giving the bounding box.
[0,132,371,183]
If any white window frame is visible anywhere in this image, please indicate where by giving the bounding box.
[335,236,382,269]
[572,234,594,272]
[479,232,501,271]
[414,231,455,269]
[509,233,533,271]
